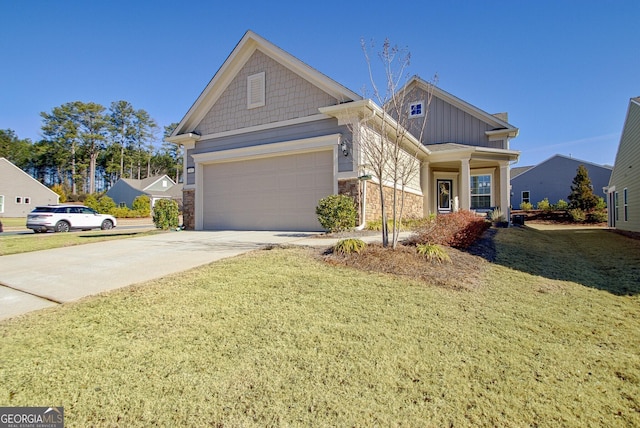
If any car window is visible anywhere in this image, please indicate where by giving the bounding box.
[32,207,55,213]
[54,207,67,213]
[70,207,83,214]
[81,207,95,214]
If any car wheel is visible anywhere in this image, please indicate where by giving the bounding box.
[101,219,114,230]
[54,221,70,233]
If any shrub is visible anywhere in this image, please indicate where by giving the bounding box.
[489,207,505,222]
[536,198,552,211]
[519,202,533,211]
[416,243,451,263]
[84,194,99,211]
[587,210,608,223]
[153,199,180,230]
[554,199,569,210]
[315,194,357,233]
[132,195,151,217]
[568,208,586,223]
[365,216,432,232]
[595,196,606,211]
[50,184,67,203]
[568,165,600,211]
[97,195,116,214]
[333,238,366,255]
[408,210,490,249]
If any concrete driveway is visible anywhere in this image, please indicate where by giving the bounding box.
[0,230,324,321]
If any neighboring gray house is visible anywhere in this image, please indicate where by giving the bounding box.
[105,175,183,209]
[166,31,520,231]
[0,157,59,217]
[511,154,612,208]
[606,97,640,232]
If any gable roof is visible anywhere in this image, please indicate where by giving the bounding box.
[0,157,59,198]
[511,165,533,178]
[171,30,361,138]
[405,76,519,138]
[117,175,177,195]
[513,154,612,181]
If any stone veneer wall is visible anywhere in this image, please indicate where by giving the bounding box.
[182,189,195,230]
[338,179,424,224]
[363,181,423,221]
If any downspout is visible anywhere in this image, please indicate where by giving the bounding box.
[354,108,376,230]
[355,177,368,230]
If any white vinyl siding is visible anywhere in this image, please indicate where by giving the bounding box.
[247,72,266,109]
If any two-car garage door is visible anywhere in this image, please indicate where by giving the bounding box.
[202,150,334,231]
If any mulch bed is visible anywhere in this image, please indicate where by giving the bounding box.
[316,228,497,291]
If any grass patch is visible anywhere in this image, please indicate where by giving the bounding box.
[0,229,639,426]
[0,230,161,256]
[0,217,26,228]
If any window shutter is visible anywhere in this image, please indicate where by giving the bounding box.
[247,72,265,109]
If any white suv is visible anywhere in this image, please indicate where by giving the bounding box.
[27,205,117,233]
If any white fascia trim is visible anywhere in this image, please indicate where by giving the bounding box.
[195,114,330,142]
[485,128,519,139]
[164,133,201,145]
[191,133,341,164]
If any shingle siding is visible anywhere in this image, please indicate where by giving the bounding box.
[609,99,640,232]
[195,50,338,136]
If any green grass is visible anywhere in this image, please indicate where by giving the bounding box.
[0,228,639,426]
[0,229,161,255]
[0,217,26,228]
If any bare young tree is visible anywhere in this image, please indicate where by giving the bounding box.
[355,38,437,248]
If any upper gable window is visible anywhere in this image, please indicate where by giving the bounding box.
[247,72,266,109]
[409,101,425,118]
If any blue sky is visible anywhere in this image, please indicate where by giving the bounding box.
[1,0,638,167]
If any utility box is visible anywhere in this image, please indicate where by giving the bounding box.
[512,214,525,225]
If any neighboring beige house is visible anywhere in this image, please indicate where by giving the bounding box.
[0,157,59,217]
[105,175,183,210]
[607,97,640,232]
[167,31,520,231]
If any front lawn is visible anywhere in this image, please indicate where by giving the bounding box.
[0,227,638,426]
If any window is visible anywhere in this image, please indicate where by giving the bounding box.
[0,195,4,213]
[15,196,22,204]
[522,191,530,204]
[247,72,265,109]
[470,174,492,209]
[24,197,30,204]
[615,192,619,221]
[409,101,425,118]
[162,180,168,188]
[623,188,628,221]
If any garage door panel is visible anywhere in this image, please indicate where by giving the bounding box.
[202,150,333,231]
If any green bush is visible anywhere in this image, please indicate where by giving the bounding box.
[595,197,606,211]
[84,194,99,211]
[315,194,357,233]
[97,195,116,214]
[519,202,533,211]
[554,199,569,210]
[153,199,180,230]
[416,243,451,263]
[333,238,366,255]
[132,195,151,217]
[587,210,608,223]
[536,198,552,211]
[568,208,586,223]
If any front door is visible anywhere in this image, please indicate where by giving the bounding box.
[437,179,453,213]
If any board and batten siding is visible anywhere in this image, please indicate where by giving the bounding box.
[610,98,640,232]
[195,50,339,136]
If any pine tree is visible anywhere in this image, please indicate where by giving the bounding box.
[568,165,599,211]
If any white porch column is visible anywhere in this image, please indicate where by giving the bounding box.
[420,162,430,217]
[460,158,471,210]
[499,161,511,220]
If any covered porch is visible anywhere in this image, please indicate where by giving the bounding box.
[420,144,520,218]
